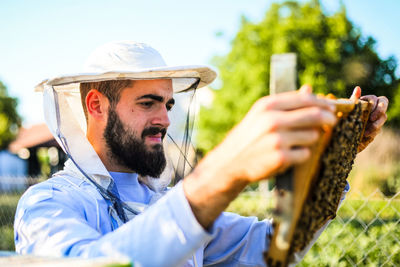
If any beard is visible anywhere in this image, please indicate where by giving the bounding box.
[103,107,167,177]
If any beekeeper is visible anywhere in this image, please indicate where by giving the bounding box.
[14,41,388,266]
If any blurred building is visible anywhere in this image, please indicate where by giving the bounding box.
[0,150,27,177]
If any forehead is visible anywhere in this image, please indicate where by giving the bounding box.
[120,79,173,99]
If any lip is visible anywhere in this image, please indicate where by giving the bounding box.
[146,134,162,143]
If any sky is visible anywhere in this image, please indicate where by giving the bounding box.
[0,0,399,126]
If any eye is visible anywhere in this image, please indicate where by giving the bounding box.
[139,101,154,108]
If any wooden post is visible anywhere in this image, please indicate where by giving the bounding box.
[265,53,297,267]
[269,53,297,94]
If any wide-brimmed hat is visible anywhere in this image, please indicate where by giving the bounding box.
[34,41,217,93]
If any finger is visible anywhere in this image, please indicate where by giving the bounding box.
[268,130,320,149]
[275,107,337,129]
[377,96,389,112]
[360,95,379,114]
[271,147,311,174]
[370,97,389,121]
[350,86,362,100]
[369,96,389,122]
[364,115,387,136]
[262,92,336,112]
[284,147,311,166]
[299,84,312,94]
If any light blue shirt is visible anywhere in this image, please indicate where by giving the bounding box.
[109,172,154,204]
[14,171,272,266]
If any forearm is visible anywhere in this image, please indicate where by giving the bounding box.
[184,90,339,229]
[183,147,248,229]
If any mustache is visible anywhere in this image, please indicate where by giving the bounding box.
[141,127,167,140]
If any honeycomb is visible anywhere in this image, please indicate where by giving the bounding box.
[289,103,364,256]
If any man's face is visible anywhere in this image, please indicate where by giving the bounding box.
[103,79,174,177]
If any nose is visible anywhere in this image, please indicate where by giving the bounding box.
[151,106,170,128]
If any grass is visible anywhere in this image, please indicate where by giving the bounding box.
[0,193,20,251]
[299,219,400,266]
[0,226,14,251]
[227,193,400,266]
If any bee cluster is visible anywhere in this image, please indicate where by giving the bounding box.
[289,103,364,255]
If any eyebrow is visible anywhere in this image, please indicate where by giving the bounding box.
[136,94,175,105]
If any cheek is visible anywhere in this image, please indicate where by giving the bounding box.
[125,113,147,132]
[117,105,149,133]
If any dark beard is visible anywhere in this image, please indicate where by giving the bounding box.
[103,107,167,177]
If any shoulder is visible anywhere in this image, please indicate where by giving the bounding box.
[16,174,102,219]
[19,175,83,202]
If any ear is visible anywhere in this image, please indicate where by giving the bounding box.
[86,89,109,121]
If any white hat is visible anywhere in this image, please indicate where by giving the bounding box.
[35,41,217,93]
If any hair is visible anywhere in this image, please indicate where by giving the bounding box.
[80,80,134,121]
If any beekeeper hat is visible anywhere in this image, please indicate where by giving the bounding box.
[37,41,216,193]
[34,41,217,93]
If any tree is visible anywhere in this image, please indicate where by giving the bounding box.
[387,84,400,126]
[0,81,21,150]
[197,0,399,153]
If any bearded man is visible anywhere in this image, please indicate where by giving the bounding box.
[14,41,388,266]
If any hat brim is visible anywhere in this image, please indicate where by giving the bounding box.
[34,65,217,93]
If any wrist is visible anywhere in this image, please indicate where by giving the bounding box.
[183,150,248,228]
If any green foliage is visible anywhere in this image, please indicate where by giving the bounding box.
[379,165,400,197]
[197,0,399,153]
[0,81,21,150]
[337,198,400,221]
[226,192,274,220]
[387,83,400,126]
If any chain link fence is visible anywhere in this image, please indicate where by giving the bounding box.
[0,176,38,251]
[226,186,400,266]
[299,189,400,266]
[1,177,399,266]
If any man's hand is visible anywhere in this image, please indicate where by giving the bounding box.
[183,85,337,228]
[208,85,337,182]
[350,86,389,152]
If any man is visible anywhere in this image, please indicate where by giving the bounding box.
[14,41,388,266]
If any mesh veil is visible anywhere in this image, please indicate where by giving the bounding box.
[166,82,199,185]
